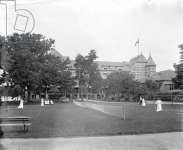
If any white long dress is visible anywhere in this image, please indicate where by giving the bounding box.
[50,100,54,105]
[155,100,162,112]
[41,98,44,107]
[142,98,146,107]
[18,99,24,109]
[139,97,143,104]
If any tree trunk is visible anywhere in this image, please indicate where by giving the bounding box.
[0,99,3,137]
[27,90,31,102]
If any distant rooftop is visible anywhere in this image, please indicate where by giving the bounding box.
[96,61,128,67]
[50,49,68,60]
[129,54,147,65]
[147,56,156,66]
[151,70,176,81]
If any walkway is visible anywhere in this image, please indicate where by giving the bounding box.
[1,132,183,150]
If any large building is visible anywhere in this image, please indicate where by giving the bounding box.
[68,53,156,82]
[151,70,176,92]
[96,54,156,82]
[129,54,156,82]
[96,61,130,79]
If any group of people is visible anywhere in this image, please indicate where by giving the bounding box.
[17,96,162,112]
[138,96,162,112]
[17,98,54,109]
[41,98,54,107]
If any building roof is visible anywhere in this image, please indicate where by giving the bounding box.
[67,60,75,69]
[50,49,68,60]
[96,61,128,67]
[129,54,147,65]
[151,70,176,81]
[146,56,156,66]
[68,60,130,71]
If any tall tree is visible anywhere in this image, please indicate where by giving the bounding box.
[5,33,55,98]
[106,71,136,101]
[1,33,73,101]
[173,44,183,89]
[144,79,159,99]
[74,50,102,99]
[179,44,183,62]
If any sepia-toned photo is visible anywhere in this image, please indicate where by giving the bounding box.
[0,0,183,149]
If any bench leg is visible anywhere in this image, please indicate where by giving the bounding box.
[26,126,29,132]
[23,124,29,132]
[23,124,25,132]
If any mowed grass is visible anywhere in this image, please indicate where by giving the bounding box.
[0,102,183,138]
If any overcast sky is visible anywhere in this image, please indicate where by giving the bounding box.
[1,0,183,71]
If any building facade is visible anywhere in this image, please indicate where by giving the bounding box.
[96,61,130,79]
[68,53,156,82]
[151,70,176,93]
[129,54,156,82]
[96,54,156,82]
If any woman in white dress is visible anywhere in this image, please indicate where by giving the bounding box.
[18,98,24,109]
[138,96,142,105]
[155,98,162,112]
[142,98,146,107]
[41,98,44,107]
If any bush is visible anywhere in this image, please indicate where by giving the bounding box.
[156,91,183,102]
[173,93,183,102]
[156,93,173,101]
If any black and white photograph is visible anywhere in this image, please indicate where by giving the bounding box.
[0,0,183,149]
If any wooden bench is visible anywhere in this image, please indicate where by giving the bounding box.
[0,116,32,132]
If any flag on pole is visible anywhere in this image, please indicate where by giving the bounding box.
[135,39,139,46]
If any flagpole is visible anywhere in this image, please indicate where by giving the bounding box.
[135,38,140,56]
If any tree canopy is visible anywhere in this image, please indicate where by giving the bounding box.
[0,33,74,100]
[173,44,183,90]
[104,71,159,101]
[74,50,103,97]
[105,71,136,100]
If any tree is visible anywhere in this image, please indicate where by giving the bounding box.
[1,33,73,101]
[106,71,136,101]
[173,44,183,89]
[74,50,103,99]
[133,82,147,100]
[56,69,75,97]
[144,79,159,100]
[179,44,183,62]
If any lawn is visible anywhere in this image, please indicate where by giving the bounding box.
[0,102,183,138]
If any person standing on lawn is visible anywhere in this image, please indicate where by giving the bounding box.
[41,97,44,107]
[155,98,162,112]
[18,98,24,109]
[138,96,143,105]
[142,98,146,107]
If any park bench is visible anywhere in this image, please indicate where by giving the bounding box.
[0,116,32,132]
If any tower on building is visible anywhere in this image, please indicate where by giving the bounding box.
[146,54,156,78]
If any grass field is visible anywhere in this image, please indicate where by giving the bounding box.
[0,102,183,138]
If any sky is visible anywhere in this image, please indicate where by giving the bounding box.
[1,0,183,71]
